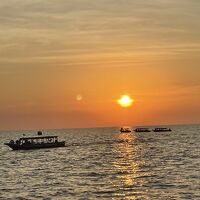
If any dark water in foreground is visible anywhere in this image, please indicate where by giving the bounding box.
[0,125,200,200]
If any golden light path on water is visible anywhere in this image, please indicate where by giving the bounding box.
[111,132,150,199]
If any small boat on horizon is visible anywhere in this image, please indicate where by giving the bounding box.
[120,127,132,133]
[134,128,151,132]
[4,131,65,150]
[153,128,172,132]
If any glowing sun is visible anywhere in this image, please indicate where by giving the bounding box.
[117,95,134,108]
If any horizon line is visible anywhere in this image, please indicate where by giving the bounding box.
[0,122,199,132]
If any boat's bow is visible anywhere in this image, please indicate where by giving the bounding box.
[4,142,16,150]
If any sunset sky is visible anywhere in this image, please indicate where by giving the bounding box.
[0,0,200,130]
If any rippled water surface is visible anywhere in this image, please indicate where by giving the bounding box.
[0,125,200,200]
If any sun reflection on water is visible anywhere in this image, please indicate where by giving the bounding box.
[111,132,150,199]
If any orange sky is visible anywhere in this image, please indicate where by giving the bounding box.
[0,0,200,130]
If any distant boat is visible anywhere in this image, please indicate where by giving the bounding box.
[4,131,65,150]
[120,127,132,133]
[134,128,151,132]
[153,128,172,132]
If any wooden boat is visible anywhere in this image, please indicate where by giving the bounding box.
[134,128,151,132]
[120,128,131,133]
[4,132,65,150]
[153,128,172,132]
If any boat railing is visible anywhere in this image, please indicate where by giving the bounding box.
[13,136,59,145]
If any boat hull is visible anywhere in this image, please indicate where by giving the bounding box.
[4,141,65,150]
[134,130,151,132]
[120,130,131,133]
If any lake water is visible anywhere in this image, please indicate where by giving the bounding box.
[0,125,200,200]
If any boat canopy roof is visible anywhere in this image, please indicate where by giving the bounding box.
[19,136,58,140]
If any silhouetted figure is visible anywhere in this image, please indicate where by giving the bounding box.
[38,131,42,136]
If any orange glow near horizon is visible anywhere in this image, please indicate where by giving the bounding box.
[0,1,200,130]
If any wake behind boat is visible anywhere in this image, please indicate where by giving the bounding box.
[4,131,65,150]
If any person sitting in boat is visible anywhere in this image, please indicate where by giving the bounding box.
[37,131,42,135]
[16,140,20,145]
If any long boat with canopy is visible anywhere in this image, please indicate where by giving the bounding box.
[153,128,172,132]
[4,131,65,150]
